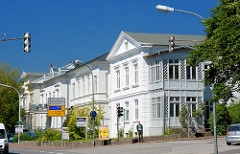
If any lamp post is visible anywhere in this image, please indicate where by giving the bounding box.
[75,60,95,146]
[156,5,204,20]
[156,5,218,154]
[0,83,21,145]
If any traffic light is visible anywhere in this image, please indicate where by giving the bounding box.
[169,36,175,52]
[117,107,123,117]
[24,32,31,53]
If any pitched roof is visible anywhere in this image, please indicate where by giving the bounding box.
[125,32,205,47]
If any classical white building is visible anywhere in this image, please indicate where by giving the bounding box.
[20,31,213,138]
[107,31,211,138]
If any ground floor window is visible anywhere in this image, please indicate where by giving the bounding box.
[186,97,197,117]
[169,97,180,117]
[152,97,161,119]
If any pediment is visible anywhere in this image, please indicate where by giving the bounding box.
[107,31,141,61]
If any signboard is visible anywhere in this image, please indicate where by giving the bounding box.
[48,97,65,105]
[62,130,69,140]
[76,117,88,127]
[48,105,65,117]
[15,125,23,133]
[48,97,66,117]
[99,125,109,140]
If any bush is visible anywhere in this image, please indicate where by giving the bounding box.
[39,128,61,141]
[128,130,133,138]
[13,133,32,142]
[209,103,231,136]
[164,127,174,135]
[179,105,189,128]
[228,101,240,124]
[119,128,124,138]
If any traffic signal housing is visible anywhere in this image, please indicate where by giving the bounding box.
[117,107,123,117]
[169,36,175,52]
[24,32,31,53]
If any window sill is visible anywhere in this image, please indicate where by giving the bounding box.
[114,89,121,93]
[132,84,139,88]
[123,87,129,91]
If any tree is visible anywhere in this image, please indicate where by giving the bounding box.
[179,104,189,128]
[188,0,240,102]
[209,103,231,135]
[66,101,105,141]
[0,63,22,130]
[228,100,240,124]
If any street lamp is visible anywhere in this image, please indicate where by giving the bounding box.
[156,5,218,154]
[75,60,95,146]
[156,5,204,20]
[0,83,21,145]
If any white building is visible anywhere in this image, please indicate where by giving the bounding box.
[107,31,210,138]
[66,53,110,125]
[20,31,213,138]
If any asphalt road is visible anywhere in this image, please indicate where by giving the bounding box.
[9,137,240,154]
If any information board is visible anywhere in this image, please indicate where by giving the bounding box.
[48,105,65,117]
[99,125,109,140]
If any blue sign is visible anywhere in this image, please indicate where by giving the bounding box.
[90,111,97,118]
[49,106,62,110]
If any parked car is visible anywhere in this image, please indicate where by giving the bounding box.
[7,130,15,139]
[226,124,240,145]
[0,123,9,154]
[8,132,34,143]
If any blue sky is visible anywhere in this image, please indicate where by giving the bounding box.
[0,0,217,73]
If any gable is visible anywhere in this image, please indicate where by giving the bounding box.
[107,31,141,61]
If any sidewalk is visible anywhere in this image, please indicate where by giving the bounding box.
[9,135,218,151]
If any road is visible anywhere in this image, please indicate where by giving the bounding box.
[9,137,240,154]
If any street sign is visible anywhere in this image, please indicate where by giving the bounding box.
[48,105,65,117]
[76,117,88,127]
[90,111,97,118]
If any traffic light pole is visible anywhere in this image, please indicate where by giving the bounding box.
[117,116,119,145]
[0,37,24,42]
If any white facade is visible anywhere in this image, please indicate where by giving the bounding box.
[107,31,209,138]
[20,31,211,138]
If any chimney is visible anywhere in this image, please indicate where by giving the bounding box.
[50,64,53,72]
[69,61,72,64]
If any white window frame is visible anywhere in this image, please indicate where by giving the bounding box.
[186,97,197,117]
[169,59,179,80]
[134,64,138,84]
[169,97,180,118]
[135,99,138,121]
[116,70,120,89]
[125,102,129,121]
[125,67,129,87]
[152,97,161,119]
[187,66,197,80]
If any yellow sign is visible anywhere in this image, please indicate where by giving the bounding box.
[99,125,109,140]
[48,105,65,117]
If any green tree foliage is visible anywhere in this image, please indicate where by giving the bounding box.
[209,103,231,136]
[0,63,22,130]
[66,102,105,141]
[228,100,240,124]
[193,103,205,127]
[179,104,189,128]
[188,0,240,102]
[38,128,61,141]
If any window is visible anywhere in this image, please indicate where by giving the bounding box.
[88,75,90,94]
[116,70,120,89]
[152,97,161,119]
[125,67,129,86]
[94,75,97,93]
[134,64,138,84]
[82,78,85,95]
[125,102,129,121]
[150,61,161,83]
[169,97,180,117]
[72,83,75,98]
[169,59,179,80]
[135,99,138,120]
[187,66,197,80]
[187,97,197,117]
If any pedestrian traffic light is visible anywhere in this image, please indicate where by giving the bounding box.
[169,36,175,52]
[24,32,31,53]
[117,107,123,117]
